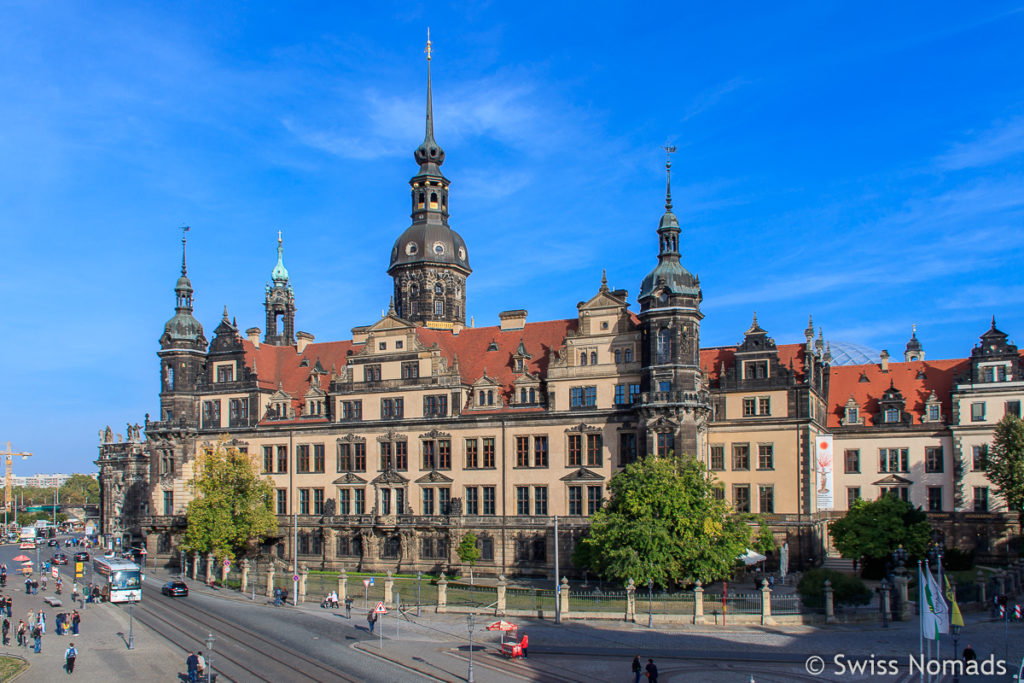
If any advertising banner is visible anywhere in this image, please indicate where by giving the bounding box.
[815,434,834,511]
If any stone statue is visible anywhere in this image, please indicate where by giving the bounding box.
[322,498,336,516]
[104,426,113,443]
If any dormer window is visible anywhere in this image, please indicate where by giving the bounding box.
[744,361,768,379]
[515,358,524,372]
[884,407,900,423]
[846,406,858,424]
[215,363,234,383]
[928,403,940,421]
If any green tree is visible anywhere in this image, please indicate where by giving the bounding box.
[58,474,100,505]
[828,496,931,564]
[752,520,777,556]
[985,413,1024,534]
[456,532,481,585]
[182,443,277,563]
[572,454,750,587]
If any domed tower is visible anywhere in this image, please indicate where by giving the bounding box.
[387,32,471,326]
[157,232,207,426]
[636,148,709,459]
[264,232,296,346]
[904,325,924,362]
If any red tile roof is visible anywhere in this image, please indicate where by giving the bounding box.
[243,339,356,401]
[827,358,968,428]
[700,343,808,382]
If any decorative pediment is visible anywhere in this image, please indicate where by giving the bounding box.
[560,467,605,482]
[419,428,451,440]
[872,474,913,486]
[645,415,678,433]
[512,372,540,386]
[371,470,409,485]
[268,387,291,402]
[415,470,454,484]
[471,374,502,389]
[336,433,366,444]
[564,423,602,434]
[377,429,408,443]
[304,386,326,400]
[367,310,416,333]
[332,472,367,486]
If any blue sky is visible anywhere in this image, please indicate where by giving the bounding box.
[2,2,1023,474]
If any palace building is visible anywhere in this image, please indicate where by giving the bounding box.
[97,46,1022,575]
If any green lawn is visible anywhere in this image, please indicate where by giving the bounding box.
[0,655,27,680]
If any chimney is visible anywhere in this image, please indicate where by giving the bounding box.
[880,349,889,373]
[246,327,261,348]
[499,309,528,331]
[296,331,315,354]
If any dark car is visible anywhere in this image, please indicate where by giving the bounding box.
[73,551,89,563]
[51,552,69,565]
[47,539,58,547]
[161,581,188,597]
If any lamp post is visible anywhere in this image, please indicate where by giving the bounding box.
[205,632,215,683]
[879,578,889,628]
[417,571,422,617]
[647,579,654,628]
[127,595,135,650]
[951,623,962,683]
[467,613,475,683]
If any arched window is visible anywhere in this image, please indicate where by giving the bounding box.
[479,392,486,406]
[429,192,439,209]
[624,348,633,362]
[580,352,587,366]
[614,349,621,364]
[520,388,527,403]
[529,388,536,403]
[657,328,672,364]
[590,351,597,365]
[487,390,494,405]
[417,192,425,208]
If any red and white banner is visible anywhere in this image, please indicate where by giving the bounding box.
[815,434,834,511]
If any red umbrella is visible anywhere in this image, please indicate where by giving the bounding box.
[485,620,518,631]
[12,555,29,562]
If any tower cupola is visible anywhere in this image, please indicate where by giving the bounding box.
[160,233,206,350]
[264,231,296,346]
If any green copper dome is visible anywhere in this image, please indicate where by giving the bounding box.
[271,233,289,284]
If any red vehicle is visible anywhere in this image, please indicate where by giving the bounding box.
[51,552,69,565]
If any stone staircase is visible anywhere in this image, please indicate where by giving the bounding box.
[822,556,856,574]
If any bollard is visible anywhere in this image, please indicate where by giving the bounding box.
[693,580,705,625]
[824,579,836,624]
[205,553,214,586]
[384,570,394,608]
[240,559,249,595]
[191,553,199,581]
[338,569,348,605]
[266,564,276,599]
[976,570,987,604]
[496,575,507,616]
[299,564,309,603]
[626,578,636,623]
[436,572,448,613]
[761,578,775,626]
[559,577,570,619]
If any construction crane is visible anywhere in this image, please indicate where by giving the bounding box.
[1,442,32,532]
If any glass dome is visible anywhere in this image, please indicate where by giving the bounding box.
[828,341,881,366]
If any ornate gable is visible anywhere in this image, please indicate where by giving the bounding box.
[371,470,409,485]
[415,471,454,484]
[560,467,604,482]
[332,472,367,486]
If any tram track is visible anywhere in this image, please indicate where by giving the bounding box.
[135,585,359,682]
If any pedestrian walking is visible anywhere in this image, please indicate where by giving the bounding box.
[196,650,206,680]
[24,577,31,594]
[72,611,80,635]
[520,632,528,659]
[32,624,41,653]
[645,658,658,682]
[39,610,46,635]
[632,655,642,683]
[186,651,199,683]
[367,610,376,634]
[2,616,9,646]
[64,642,77,674]
[963,644,977,662]
[273,587,282,607]
[16,620,26,647]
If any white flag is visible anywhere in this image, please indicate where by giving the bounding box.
[926,565,950,636]
[920,565,938,640]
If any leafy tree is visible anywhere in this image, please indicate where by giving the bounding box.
[183,443,276,563]
[985,413,1024,533]
[58,475,100,505]
[797,568,871,607]
[752,520,777,556]
[572,454,750,587]
[828,496,931,564]
[456,532,481,585]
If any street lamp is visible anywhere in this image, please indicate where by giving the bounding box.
[467,613,475,683]
[417,571,422,617]
[127,595,135,649]
[879,578,889,628]
[951,623,962,683]
[892,546,907,571]
[647,579,654,628]
[205,632,215,683]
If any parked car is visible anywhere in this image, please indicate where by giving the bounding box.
[51,552,69,565]
[47,539,58,547]
[161,581,189,597]
[73,551,89,563]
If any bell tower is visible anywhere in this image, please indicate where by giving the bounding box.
[264,231,296,346]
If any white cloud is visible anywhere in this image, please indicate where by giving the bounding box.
[936,117,1024,170]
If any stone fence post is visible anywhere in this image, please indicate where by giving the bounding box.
[299,563,309,603]
[996,569,1007,597]
[625,578,636,623]
[496,575,507,616]
[220,558,229,584]
[436,572,448,613]
[976,570,987,604]
[205,553,214,584]
[761,579,775,626]
[266,563,276,598]
[559,577,570,619]
[894,573,911,621]
[693,580,705,625]
[191,553,198,580]
[240,559,249,595]
[880,579,891,622]
[384,570,394,607]
[338,569,348,603]
[824,579,836,623]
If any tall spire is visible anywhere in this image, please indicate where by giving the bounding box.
[656,144,680,258]
[414,28,445,172]
[426,27,434,143]
[175,226,193,310]
[180,226,190,276]
[271,230,289,284]
[664,144,676,212]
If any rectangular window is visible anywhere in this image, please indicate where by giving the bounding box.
[758,485,774,513]
[312,444,324,473]
[620,433,638,466]
[614,384,627,405]
[973,487,988,512]
[276,489,287,515]
[568,486,583,516]
[758,397,771,416]
[534,486,548,515]
[570,387,583,408]
[928,403,941,421]
[352,442,366,471]
[363,364,381,382]
[342,400,362,420]
[465,486,479,515]
[844,449,860,474]
[534,436,549,467]
[229,398,248,426]
[927,487,943,512]
[434,300,443,317]
[629,384,641,404]
[847,487,860,509]
[465,438,478,468]
[338,443,351,472]
[216,364,233,383]
[422,440,435,470]
[586,434,603,467]
[276,445,288,473]
[516,436,530,467]
[757,444,774,470]
[479,536,494,561]
[381,397,404,419]
[263,446,273,474]
[163,491,173,516]
[438,487,449,515]
[585,385,597,406]
[657,432,674,457]
[746,360,768,379]
[972,445,988,471]
[1006,400,1022,418]
[401,361,419,379]
[733,485,751,513]
[516,486,530,515]
[381,488,391,515]
[438,440,451,469]
[396,488,406,515]
[925,447,943,473]
[970,402,986,422]
[743,398,756,417]
[568,434,582,466]
[570,386,598,408]
[339,489,350,515]
[482,438,495,468]
[354,489,365,514]
[587,485,602,515]
[732,444,750,470]
[379,441,391,471]
[424,394,448,417]
[299,489,310,515]
[202,400,221,427]
[313,488,324,515]
[712,487,725,501]
[395,441,408,470]
[710,445,725,471]
[878,448,909,473]
[422,488,434,515]
[296,444,310,473]
[482,487,496,515]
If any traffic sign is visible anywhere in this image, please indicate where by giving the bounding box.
[223,559,230,568]
[363,578,369,587]
[374,601,387,614]
[369,577,375,586]
[51,567,58,578]
[292,574,299,582]
[74,561,83,579]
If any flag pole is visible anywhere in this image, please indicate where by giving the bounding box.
[918,560,924,683]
